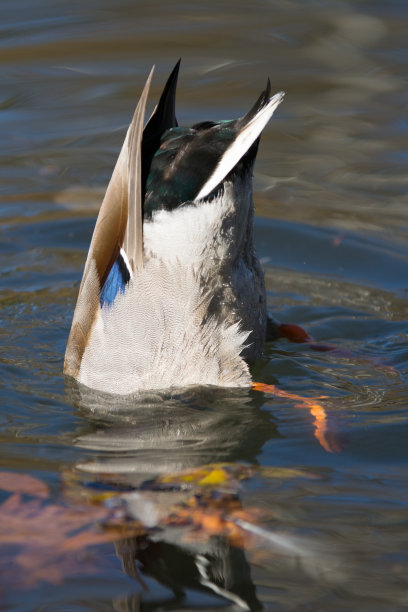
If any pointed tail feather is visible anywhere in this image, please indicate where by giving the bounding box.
[196,85,284,201]
[141,60,180,203]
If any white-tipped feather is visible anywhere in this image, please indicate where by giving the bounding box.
[195,92,284,201]
[119,247,133,278]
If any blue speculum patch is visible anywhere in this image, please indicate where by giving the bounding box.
[100,256,129,308]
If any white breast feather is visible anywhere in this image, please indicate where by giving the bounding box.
[144,193,233,266]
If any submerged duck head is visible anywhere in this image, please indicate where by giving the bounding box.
[64,61,284,394]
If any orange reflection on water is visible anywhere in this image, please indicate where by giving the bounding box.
[252,382,341,453]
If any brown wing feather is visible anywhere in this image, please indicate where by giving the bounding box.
[124,66,154,272]
[64,67,154,377]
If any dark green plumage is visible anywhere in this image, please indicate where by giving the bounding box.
[144,120,259,218]
[141,61,274,219]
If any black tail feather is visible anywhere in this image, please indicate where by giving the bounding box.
[242,77,272,125]
[141,59,181,200]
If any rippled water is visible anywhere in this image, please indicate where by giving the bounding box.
[0,0,407,610]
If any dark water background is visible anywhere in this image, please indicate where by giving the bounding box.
[0,0,407,609]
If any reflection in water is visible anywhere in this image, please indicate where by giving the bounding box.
[66,383,349,608]
[67,383,276,607]
[115,535,261,610]
[69,382,278,482]
[66,384,334,609]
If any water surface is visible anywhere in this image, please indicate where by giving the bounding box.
[0,1,407,610]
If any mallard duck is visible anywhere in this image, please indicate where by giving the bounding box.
[64,61,284,394]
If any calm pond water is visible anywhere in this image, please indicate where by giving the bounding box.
[0,0,407,609]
